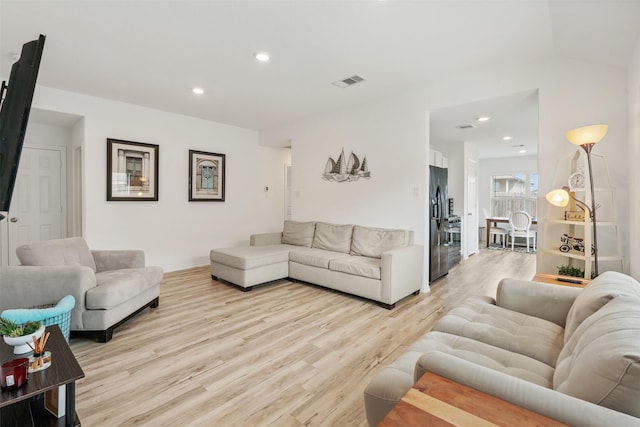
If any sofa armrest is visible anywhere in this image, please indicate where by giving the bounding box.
[496,278,582,327]
[92,250,145,272]
[250,232,283,246]
[0,265,96,330]
[381,245,424,304]
[415,351,639,427]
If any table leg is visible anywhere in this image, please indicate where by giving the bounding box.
[65,382,75,427]
[486,219,491,248]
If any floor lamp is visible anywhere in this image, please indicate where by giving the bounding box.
[545,124,607,278]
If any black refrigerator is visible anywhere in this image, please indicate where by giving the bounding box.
[429,166,448,283]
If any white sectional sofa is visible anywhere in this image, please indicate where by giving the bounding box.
[210,220,424,309]
[364,271,640,426]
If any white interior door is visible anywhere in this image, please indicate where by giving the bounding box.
[466,158,479,256]
[8,146,66,265]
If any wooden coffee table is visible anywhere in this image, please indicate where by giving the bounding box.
[379,372,567,426]
[0,325,85,426]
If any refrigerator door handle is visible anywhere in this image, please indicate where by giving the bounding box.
[435,186,442,230]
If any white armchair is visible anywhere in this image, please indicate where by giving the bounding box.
[0,237,163,342]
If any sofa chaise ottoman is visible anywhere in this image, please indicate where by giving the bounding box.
[211,220,424,309]
[364,271,640,426]
[209,242,299,289]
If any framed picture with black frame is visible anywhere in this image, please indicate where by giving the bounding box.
[107,138,159,201]
[189,150,225,202]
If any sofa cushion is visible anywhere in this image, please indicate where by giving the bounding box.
[564,271,640,344]
[87,266,164,309]
[554,296,640,417]
[281,220,315,247]
[210,245,296,270]
[350,226,411,258]
[329,256,381,280]
[364,329,554,414]
[312,222,353,253]
[16,237,97,272]
[418,331,554,388]
[289,247,351,269]
[432,296,564,367]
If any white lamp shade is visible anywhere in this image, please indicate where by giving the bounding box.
[546,188,570,207]
[565,124,608,146]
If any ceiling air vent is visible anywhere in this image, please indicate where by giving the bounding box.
[456,124,476,130]
[332,75,365,88]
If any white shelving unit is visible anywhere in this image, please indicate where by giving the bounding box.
[538,150,623,278]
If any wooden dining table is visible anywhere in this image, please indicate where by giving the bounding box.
[486,217,537,248]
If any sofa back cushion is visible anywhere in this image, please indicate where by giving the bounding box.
[312,222,353,253]
[350,225,412,258]
[281,220,315,247]
[564,271,640,344]
[554,295,640,417]
[16,237,97,272]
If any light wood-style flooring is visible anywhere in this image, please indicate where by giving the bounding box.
[70,248,535,426]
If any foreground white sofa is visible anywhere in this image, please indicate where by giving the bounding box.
[210,221,424,309]
[364,271,640,426]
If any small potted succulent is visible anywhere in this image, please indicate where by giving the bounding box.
[0,317,44,354]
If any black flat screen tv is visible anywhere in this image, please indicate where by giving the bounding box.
[0,34,46,219]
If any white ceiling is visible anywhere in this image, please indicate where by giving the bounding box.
[1,0,639,142]
[430,90,539,159]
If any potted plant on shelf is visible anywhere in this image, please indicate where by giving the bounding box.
[0,317,44,354]
[557,264,585,278]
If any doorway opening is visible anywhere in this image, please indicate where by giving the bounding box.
[1,109,84,267]
[429,90,539,263]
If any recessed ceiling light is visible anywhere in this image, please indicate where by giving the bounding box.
[192,87,204,95]
[502,136,513,141]
[477,116,491,122]
[519,149,527,154]
[254,52,270,62]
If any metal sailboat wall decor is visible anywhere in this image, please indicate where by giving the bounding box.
[322,148,371,182]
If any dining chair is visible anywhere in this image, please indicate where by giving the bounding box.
[483,208,506,248]
[508,211,535,252]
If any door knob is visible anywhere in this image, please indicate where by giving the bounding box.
[10,217,17,223]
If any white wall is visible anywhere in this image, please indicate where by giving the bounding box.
[24,122,71,147]
[262,55,630,281]
[22,87,290,272]
[273,91,428,235]
[629,36,640,279]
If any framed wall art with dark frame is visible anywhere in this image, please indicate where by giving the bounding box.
[107,138,159,201]
[189,150,225,202]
